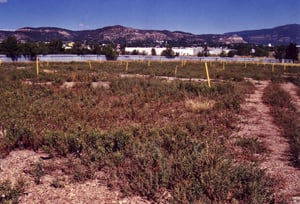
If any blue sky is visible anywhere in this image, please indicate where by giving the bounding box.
[0,0,299,34]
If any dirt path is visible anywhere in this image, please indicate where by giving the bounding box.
[234,79,300,203]
[0,150,150,204]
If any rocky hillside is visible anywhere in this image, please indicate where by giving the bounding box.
[0,24,299,45]
[226,24,300,45]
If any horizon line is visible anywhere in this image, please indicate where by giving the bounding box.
[0,23,299,35]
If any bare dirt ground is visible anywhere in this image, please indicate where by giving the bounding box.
[234,79,300,203]
[0,150,150,204]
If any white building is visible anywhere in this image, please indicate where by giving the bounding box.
[125,47,165,55]
[125,47,232,56]
[173,47,195,56]
[207,47,230,56]
[125,47,204,56]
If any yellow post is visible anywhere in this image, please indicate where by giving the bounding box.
[36,55,39,76]
[181,60,184,67]
[89,61,92,70]
[126,61,129,72]
[0,59,2,66]
[47,61,49,67]
[148,60,151,67]
[174,65,178,76]
[222,62,225,70]
[272,63,275,73]
[205,62,211,88]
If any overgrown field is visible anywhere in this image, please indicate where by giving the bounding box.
[0,61,299,203]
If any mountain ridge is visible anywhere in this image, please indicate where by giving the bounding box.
[0,24,299,45]
[225,24,300,45]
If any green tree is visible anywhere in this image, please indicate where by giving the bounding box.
[47,39,64,54]
[92,44,103,55]
[71,42,84,55]
[1,36,20,61]
[197,45,209,57]
[227,51,236,57]
[235,44,252,56]
[253,46,269,57]
[274,46,286,63]
[161,46,175,57]
[219,51,227,57]
[21,42,41,60]
[37,42,49,55]
[131,49,140,55]
[102,45,118,60]
[286,43,298,62]
[151,48,156,56]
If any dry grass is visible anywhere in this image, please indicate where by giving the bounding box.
[185,97,215,112]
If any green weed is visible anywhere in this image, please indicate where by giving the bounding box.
[236,137,267,154]
[0,178,26,204]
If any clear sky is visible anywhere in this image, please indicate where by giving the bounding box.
[0,0,299,34]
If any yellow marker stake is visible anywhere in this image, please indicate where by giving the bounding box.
[174,65,178,76]
[148,60,151,67]
[89,61,92,70]
[126,61,129,72]
[36,56,39,76]
[0,59,2,65]
[205,62,211,88]
[222,62,225,70]
[47,61,49,67]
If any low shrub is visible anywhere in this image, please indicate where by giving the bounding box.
[0,179,26,204]
[236,137,267,154]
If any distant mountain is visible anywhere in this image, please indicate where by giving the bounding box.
[0,24,299,45]
[10,25,222,45]
[225,24,300,45]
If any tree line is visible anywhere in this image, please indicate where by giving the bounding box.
[227,43,298,62]
[0,36,117,61]
[0,36,298,62]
